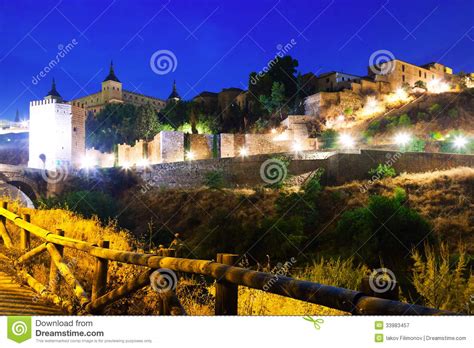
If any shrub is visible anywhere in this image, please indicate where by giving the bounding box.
[203,170,225,189]
[320,129,338,149]
[417,111,429,121]
[393,187,407,204]
[343,107,353,116]
[397,114,411,127]
[296,257,369,291]
[333,192,431,268]
[386,116,399,130]
[428,103,442,114]
[365,120,381,137]
[430,131,444,140]
[448,108,458,118]
[368,164,396,179]
[406,137,426,152]
[411,243,473,313]
[414,80,427,90]
[37,190,119,222]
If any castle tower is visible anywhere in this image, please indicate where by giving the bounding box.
[44,78,63,102]
[28,80,85,170]
[167,80,181,103]
[101,61,123,103]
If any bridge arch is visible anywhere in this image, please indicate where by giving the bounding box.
[6,179,39,202]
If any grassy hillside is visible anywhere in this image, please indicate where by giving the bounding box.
[359,90,474,143]
[122,167,474,257]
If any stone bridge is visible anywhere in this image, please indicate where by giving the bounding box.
[0,164,61,202]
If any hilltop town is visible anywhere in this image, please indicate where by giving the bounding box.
[16,53,473,172]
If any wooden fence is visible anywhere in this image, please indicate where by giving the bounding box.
[0,202,454,316]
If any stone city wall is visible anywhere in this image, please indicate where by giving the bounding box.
[135,149,473,188]
[85,148,114,168]
[117,140,146,166]
[189,134,214,160]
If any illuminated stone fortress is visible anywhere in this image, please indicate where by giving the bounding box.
[28,80,85,170]
[70,62,169,117]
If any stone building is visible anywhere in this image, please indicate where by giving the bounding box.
[29,80,85,170]
[70,62,167,116]
[368,59,456,91]
[316,71,362,92]
[304,55,460,119]
[193,87,248,117]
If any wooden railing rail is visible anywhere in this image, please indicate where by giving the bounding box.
[0,203,454,316]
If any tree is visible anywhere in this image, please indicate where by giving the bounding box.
[159,100,190,128]
[136,104,161,141]
[249,55,299,118]
[414,80,427,90]
[86,103,138,152]
[259,82,286,119]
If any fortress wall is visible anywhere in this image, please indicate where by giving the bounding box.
[147,133,161,164]
[160,131,184,163]
[85,148,114,168]
[189,134,214,160]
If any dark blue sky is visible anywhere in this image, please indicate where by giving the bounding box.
[0,0,473,120]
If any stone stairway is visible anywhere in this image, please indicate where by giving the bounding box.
[0,271,64,315]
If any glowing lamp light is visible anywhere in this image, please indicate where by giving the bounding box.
[185,150,195,160]
[122,162,131,170]
[386,88,409,103]
[273,133,289,141]
[81,156,96,169]
[270,128,277,134]
[339,133,355,148]
[427,79,450,94]
[292,142,303,152]
[393,132,411,146]
[239,147,248,157]
[361,96,383,116]
[137,158,149,167]
[453,135,468,149]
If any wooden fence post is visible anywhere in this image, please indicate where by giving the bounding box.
[215,253,239,315]
[20,213,31,251]
[92,240,110,303]
[49,229,64,293]
[0,201,12,248]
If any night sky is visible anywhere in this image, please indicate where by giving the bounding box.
[0,0,472,120]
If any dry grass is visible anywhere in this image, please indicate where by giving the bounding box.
[326,167,474,253]
[1,166,472,314]
[0,201,165,314]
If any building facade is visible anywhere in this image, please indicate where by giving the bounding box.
[29,81,85,170]
[70,62,167,116]
[368,59,457,90]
